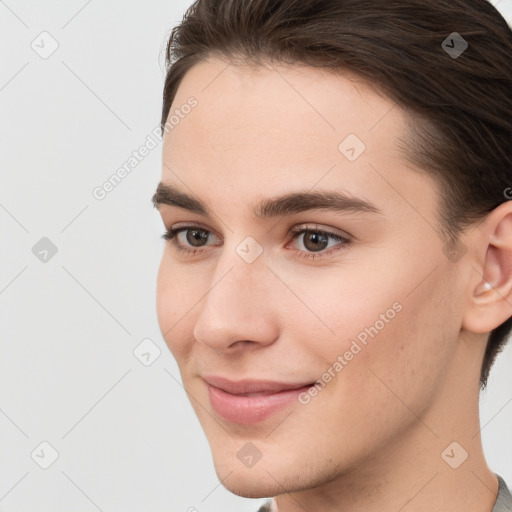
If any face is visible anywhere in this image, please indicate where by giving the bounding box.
[154,57,466,498]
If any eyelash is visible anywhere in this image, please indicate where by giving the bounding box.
[161,223,352,261]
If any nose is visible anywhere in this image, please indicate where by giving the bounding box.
[193,245,279,353]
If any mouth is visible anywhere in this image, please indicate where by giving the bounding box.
[202,375,317,425]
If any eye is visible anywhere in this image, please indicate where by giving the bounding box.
[161,223,352,260]
[287,224,352,260]
[161,224,219,256]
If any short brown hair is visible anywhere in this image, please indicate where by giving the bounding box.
[160,0,512,388]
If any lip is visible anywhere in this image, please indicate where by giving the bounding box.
[203,375,316,425]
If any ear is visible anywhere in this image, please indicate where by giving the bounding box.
[462,201,512,334]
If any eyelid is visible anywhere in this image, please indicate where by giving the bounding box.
[287,223,352,240]
[165,222,222,243]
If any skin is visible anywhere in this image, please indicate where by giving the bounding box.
[154,56,512,512]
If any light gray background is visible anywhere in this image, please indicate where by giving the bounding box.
[1,1,511,511]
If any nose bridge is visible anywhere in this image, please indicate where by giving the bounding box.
[210,233,270,305]
[193,237,277,350]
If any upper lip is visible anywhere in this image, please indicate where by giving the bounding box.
[202,375,315,395]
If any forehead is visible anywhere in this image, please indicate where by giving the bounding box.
[167,57,401,149]
[161,57,439,224]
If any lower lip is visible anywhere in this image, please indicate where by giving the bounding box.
[207,383,313,425]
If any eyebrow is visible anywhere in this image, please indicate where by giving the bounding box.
[152,182,382,219]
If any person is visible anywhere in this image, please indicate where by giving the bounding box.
[152,0,512,510]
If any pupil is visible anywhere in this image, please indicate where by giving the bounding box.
[187,229,208,247]
[305,232,328,252]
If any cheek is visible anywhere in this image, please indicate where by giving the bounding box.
[155,256,172,333]
[294,260,456,411]
[156,255,198,360]
[332,273,456,423]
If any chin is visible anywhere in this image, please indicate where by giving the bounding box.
[211,452,317,499]
[215,468,282,499]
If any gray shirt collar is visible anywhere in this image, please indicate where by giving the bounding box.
[492,475,512,512]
